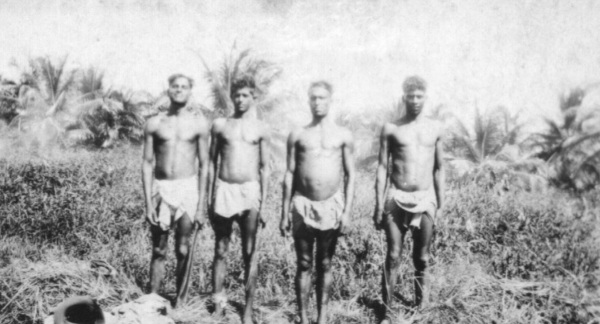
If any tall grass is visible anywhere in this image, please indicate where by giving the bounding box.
[0,146,598,324]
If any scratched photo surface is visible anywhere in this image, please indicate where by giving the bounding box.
[0,1,599,324]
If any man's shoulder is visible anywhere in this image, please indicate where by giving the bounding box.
[333,124,353,141]
[145,114,165,131]
[381,122,398,135]
[287,127,304,143]
[421,117,444,136]
[211,117,227,132]
[248,118,270,135]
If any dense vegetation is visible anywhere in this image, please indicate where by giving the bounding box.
[1,53,599,323]
[0,146,598,324]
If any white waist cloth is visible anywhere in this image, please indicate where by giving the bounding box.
[213,180,261,218]
[292,191,344,231]
[384,186,437,229]
[152,176,198,230]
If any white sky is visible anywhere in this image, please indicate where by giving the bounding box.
[1,0,600,123]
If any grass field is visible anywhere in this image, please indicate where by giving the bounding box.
[0,144,599,324]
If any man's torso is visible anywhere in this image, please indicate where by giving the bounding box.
[152,113,203,180]
[386,118,440,191]
[293,124,348,201]
[214,118,264,183]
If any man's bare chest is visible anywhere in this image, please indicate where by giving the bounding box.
[297,132,343,155]
[389,126,437,148]
[218,123,261,145]
[155,123,197,143]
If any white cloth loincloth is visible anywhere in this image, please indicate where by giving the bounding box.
[213,180,261,218]
[384,186,437,229]
[292,191,344,232]
[152,176,199,230]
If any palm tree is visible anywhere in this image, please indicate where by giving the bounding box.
[198,45,288,170]
[0,56,77,149]
[20,55,75,116]
[525,86,600,190]
[74,81,150,147]
[446,106,523,165]
[442,106,546,189]
[198,45,282,119]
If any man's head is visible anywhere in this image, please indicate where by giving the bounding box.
[402,75,427,116]
[231,76,256,114]
[308,80,333,118]
[167,74,194,105]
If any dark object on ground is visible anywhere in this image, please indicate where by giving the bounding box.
[53,296,105,324]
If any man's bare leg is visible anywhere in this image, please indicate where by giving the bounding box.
[174,214,194,306]
[412,213,434,307]
[315,230,339,324]
[381,213,406,323]
[149,226,169,294]
[294,229,314,324]
[239,209,260,324]
[212,216,233,315]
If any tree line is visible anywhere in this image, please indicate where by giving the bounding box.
[1,50,599,191]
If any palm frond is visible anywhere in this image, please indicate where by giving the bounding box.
[571,149,600,178]
[80,67,105,96]
[231,48,252,82]
[562,106,579,132]
[449,135,481,164]
[560,131,600,155]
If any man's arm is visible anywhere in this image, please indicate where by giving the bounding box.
[207,121,221,217]
[340,130,356,234]
[374,124,390,230]
[142,120,157,226]
[433,130,445,215]
[195,118,210,226]
[280,130,298,236]
[257,125,270,228]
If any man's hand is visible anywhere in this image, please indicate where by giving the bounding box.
[373,207,383,231]
[280,215,291,237]
[339,212,351,235]
[258,208,266,229]
[145,208,158,226]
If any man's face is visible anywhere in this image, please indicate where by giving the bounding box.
[403,89,426,116]
[308,86,332,117]
[168,77,192,105]
[233,87,255,113]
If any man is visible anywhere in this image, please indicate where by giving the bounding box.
[208,76,269,324]
[374,76,445,321]
[280,81,355,324]
[141,74,210,306]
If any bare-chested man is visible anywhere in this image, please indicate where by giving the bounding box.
[280,81,355,324]
[142,74,210,306]
[208,77,269,324]
[374,76,445,321]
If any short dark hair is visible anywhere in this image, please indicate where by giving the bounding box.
[403,75,427,93]
[231,75,256,97]
[309,80,333,95]
[168,74,194,88]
